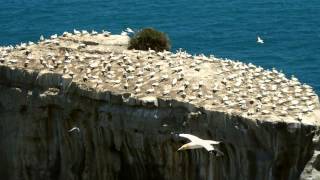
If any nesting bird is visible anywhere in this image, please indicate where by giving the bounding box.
[73,29,81,35]
[125,28,134,34]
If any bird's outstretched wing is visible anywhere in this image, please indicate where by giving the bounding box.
[179,134,202,142]
[205,140,221,145]
[198,141,214,151]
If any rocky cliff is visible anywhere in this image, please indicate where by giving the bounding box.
[0,31,319,180]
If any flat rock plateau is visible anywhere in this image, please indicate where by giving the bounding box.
[0,30,319,180]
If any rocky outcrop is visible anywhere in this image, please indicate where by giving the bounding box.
[0,32,319,180]
[300,133,320,180]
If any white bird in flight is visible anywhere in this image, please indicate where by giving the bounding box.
[68,127,80,133]
[257,36,264,44]
[177,134,224,156]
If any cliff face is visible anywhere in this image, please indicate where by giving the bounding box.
[0,65,317,180]
[300,133,320,179]
[0,32,319,180]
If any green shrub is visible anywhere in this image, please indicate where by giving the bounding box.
[128,28,171,52]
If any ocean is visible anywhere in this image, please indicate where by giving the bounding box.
[0,0,319,94]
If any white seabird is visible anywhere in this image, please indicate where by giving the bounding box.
[40,35,44,41]
[102,30,111,36]
[177,134,224,156]
[121,31,128,36]
[125,27,134,34]
[50,34,58,39]
[257,36,264,44]
[68,127,80,133]
[73,29,81,35]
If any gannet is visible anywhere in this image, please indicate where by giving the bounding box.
[91,30,98,35]
[146,88,155,94]
[125,27,134,33]
[257,36,264,44]
[163,89,170,95]
[172,78,177,86]
[68,127,80,132]
[62,32,69,37]
[121,31,128,36]
[40,35,44,41]
[135,88,141,93]
[102,30,111,36]
[81,30,89,35]
[177,134,224,155]
[50,34,58,39]
[73,29,81,35]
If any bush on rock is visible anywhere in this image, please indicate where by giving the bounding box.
[128,28,171,52]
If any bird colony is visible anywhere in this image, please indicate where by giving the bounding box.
[0,30,318,121]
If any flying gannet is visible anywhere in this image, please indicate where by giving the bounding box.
[177,134,224,156]
[257,36,264,44]
[68,127,80,133]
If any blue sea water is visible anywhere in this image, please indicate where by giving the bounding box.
[0,0,319,94]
